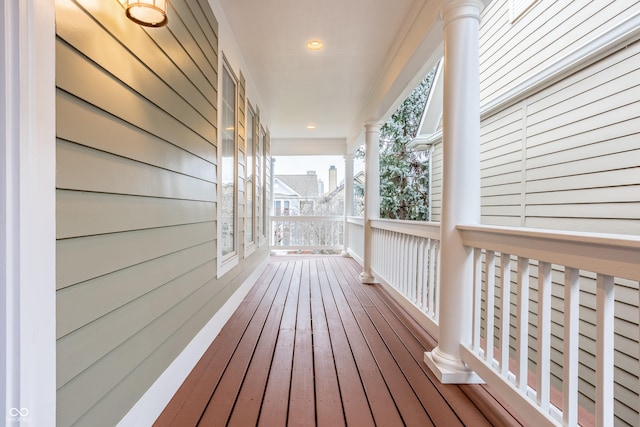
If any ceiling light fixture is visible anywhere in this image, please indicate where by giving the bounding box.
[125,0,168,27]
[306,40,323,51]
[306,124,317,130]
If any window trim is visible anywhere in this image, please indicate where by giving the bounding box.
[245,102,257,257]
[217,56,239,277]
[259,126,268,246]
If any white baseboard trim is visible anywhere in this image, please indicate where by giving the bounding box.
[117,256,270,427]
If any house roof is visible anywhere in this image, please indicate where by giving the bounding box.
[275,172,319,198]
[273,177,302,198]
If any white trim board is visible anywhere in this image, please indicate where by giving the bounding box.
[117,256,270,427]
[481,9,640,119]
[1,0,56,425]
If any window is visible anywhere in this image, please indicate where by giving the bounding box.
[246,105,256,246]
[300,200,314,215]
[256,126,264,239]
[220,62,237,262]
[509,0,538,22]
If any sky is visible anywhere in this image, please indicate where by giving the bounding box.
[273,155,364,190]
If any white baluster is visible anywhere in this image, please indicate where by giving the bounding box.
[485,250,496,365]
[596,273,614,426]
[500,253,511,377]
[420,237,425,305]
[472,247,483,353]
[434,240,440,323]
[537,261,552,412]
[428,240,436,318]
[563,267,580,426]
[516,257,530,393]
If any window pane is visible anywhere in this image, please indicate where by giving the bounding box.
[221,67,236,257]
[256,128,264,238]
[246,108,255,243]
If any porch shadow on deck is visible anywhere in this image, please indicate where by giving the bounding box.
[155,255,524,426]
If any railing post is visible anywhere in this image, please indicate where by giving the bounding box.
[342,153,354,257]
[360,122,380,283]
[424,0,484,383]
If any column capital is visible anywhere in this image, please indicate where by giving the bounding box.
[364,121,381,133]
[442,0,484,25]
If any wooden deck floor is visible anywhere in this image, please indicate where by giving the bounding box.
[155,256,523,426]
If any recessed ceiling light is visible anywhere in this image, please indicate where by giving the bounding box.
[306,40,323,51]
[306,123,317,130]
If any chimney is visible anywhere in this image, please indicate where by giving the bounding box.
[329,165,337,193]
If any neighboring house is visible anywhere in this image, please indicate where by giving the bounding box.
[274,170,319,216]
[273,171,343,249]
[411,1,640,424]
[320,170,366,216]
[276,170,320,200]
[272,177,303,217]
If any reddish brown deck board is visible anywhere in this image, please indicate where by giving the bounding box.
[320,258,406,426]
[200,263,295,426]
[157,256,523,427]
[156,262,290,426]
[327,258,435,426]
[343,260,520,427]
[154,263,280,425]
[288,260,316,426]
[257,262,302,426]
[309,260,346,427]
[314,259,374,426]
[337,259,472,426]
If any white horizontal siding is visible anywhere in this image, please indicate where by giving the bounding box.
[474,14,640,423]
[430,143,443,221]
[480,0,640,106]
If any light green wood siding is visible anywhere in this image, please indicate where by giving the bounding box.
[55,0,268,425]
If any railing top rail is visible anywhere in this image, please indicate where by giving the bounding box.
[271,215,344,221]
[458,224,640,281]
[370,218,440,240]
[347,216,364,225]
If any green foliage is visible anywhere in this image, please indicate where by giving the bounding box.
[358,71,434,220]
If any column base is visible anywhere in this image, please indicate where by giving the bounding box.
[340,250,351,258]
[424,347,484,384]
[359,271,375,284]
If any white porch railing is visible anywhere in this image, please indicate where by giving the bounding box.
[346,216,365,263]
[458,224,640,427]
[271,215,343,251]
[345,219,640,426]
[369,219,441,338]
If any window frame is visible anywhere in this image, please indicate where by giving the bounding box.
[258,124,273,246]
[217,56,239,277]
[245,103,257,256]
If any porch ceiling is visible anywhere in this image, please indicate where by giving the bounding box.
[217,0,445,153]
